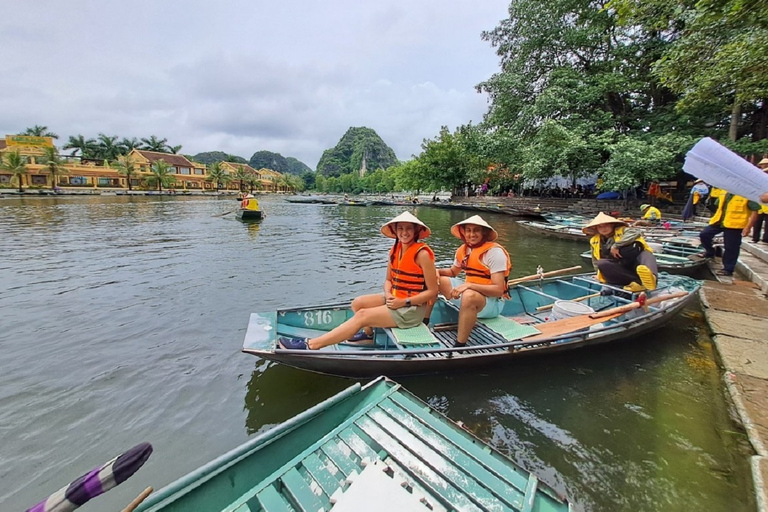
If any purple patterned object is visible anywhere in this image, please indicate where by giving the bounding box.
[27,442,152,512]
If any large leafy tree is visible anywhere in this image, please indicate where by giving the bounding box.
[113,154,139,191]
[141,135,169,152]
[95,134,121,161]
[316,127,398,177]
[1,150,29,192]
[22,125,58,139]
[206,162,232,190]
[147,160,175,192]
[39,146,69,189]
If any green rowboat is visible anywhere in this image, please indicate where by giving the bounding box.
[135,377,572,512]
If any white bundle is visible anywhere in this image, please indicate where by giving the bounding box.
[683,137,768,204]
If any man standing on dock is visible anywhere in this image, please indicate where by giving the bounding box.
[432,216,511,347]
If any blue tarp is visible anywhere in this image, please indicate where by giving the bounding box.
[596,191,621,200]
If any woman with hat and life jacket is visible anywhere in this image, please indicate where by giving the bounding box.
[632,204,662,226]
[583,212,658,292]
[429,215,511,347]
[277,212,438,350]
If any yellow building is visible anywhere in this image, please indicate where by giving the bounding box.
[219,161,286,193]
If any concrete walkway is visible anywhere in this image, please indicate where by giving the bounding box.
[700,241,768,511]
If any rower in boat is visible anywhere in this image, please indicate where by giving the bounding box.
[584,212,658,293]
[277,211,438,350]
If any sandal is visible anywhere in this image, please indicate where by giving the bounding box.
[715,269,733,276]
[347,330,374,342]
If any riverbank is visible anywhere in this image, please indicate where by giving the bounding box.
[700,241,768,511]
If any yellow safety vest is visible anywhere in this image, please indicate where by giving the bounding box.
[589,227,652,283]
[642,207,661,220]
[708,193,751,229]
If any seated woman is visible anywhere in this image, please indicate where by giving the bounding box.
[632,204,661,226]
[278,212,439,350]
[583,212,658,292]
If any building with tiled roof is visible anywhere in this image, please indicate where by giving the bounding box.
[220,161,286,192]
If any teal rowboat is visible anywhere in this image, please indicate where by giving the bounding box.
[134,377,572,512]
[580,250,707,276]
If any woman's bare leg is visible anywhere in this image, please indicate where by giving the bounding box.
[349,294,386,336]
[309,305,397,350]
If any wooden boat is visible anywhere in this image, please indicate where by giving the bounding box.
[242,273,701,377]
[516,219,587,241]
[337,200,370,207]
[134,377,572,512]
[579,250,707,276]
[285,196,338,204]
[236,208,263,221]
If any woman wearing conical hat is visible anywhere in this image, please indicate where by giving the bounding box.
[277,212,438,350]
[583,212,658,292]
[432,215,512,347]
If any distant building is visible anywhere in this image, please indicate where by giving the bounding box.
[219,161,286,193]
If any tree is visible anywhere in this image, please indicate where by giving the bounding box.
[120,137,142,154]
[232,167,251,192]
[141,135,169,152]
[206,162,232,190]
[147,159,174,192]
[39,146,69,189]
[316,127,398,177]
[169,145,183,154]
[96,134,121,161]
[22,125,58,139]
[114,154,139,191]
[1,150,29,192]
[63,135,97,158]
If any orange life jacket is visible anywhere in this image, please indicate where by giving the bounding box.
[455,242,511,297]
[388,242,434,299]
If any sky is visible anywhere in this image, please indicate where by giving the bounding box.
[1,1,510,170]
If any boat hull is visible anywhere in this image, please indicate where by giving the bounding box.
[579,251,707,276]
[236,209,263,221]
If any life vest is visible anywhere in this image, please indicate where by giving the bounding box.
[589,227,652,283]
[388,242,434,299]
[708,192,751,229]
[241,198,259,211]
[642,206,661,220]
[455,242,511,298]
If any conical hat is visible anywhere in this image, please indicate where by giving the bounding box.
[582,212,627,235]
[450,215,498,242]
[759,157,768,167]
[380,211,431,239]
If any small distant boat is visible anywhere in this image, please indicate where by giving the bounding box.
[133,377,572,512]
[337,200,370,206]
[285,196,337,204]
[242,272,700,377]
[236,195,264,221]
[580,250,707,276]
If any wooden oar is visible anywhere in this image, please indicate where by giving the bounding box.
[535,292,601,311]
[121,487,154,512]
[507,265,582,286]
[520,291,689,342]
[212,210,235,217]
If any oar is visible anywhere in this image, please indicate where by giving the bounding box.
[535,292,601,311]
[26,443,152,512]
[507,265,582,286]
[521,291,689,342]
[212,210,235,217]
[121,486,154,512]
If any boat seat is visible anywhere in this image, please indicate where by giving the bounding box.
[478,316,541,341]
[386,323,440,346]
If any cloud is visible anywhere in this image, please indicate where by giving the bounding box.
[0,0,508,169]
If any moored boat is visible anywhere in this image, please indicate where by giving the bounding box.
[580,250,707,276]
[242,273,701,377]
[134,377,572,512]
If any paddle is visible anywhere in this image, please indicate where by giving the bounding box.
[507,265,582,286]
[535,292,601,311]
[26,443,152,512]
[520,291,689,342]
[212,210,235,217]
[121,486,154,512]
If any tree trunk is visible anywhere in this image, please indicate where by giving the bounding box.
[729,96,741,142]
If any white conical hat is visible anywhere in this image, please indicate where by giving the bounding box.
[450,215,498,242]
[582,212,627,235]
[380,211,431,239]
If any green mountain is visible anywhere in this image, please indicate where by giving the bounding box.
[192,151,247,165]
[286,157,313,175]
[316,127,398,177]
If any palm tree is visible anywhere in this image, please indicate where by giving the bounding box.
[119,137,142,155]
[63,135,97,158]
[233,167,251,192]
[168,144,183,154]
[147,159,174,192]
[140,135,169,152]
[114,154,139,191]
[39,147,69,190]
[23,125,59,139]
[0,150,29,192]
[206,162,231,190]
[93,134,121,161]
[245,174,262,193]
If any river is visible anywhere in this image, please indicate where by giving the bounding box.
[0,194,755,511]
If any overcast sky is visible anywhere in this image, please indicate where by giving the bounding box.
[1,1,509,169]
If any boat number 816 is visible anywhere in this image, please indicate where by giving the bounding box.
[304,311,333,326]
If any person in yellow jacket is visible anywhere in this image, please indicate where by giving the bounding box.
[699,188,761,276]
[746,161,768,244]
[583,212,658,292]
[431,215,511,347]
[633,204,662,226]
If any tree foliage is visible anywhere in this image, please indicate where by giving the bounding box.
[249,151,290,174]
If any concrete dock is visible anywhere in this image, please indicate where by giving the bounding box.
[701,241,768,511]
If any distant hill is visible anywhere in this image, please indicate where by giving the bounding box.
[316,127,398,177]
[286,157,313,175]
[192,151,247,165]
